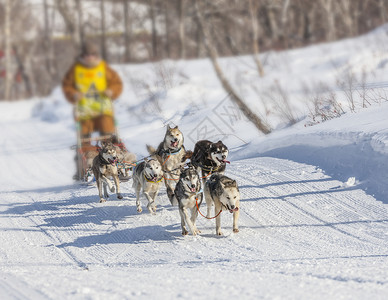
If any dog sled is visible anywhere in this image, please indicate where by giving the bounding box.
[74,133,136,183]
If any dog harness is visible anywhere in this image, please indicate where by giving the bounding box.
[144,173,163,183]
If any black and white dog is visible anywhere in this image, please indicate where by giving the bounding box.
[191,140,230,183]
[172,164,202,236]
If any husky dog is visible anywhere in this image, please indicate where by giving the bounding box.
[92,141,123,203]
[111,135,136,180]
[191,140,230,182]
[132,158,164,214]
[204,174,240,235]
[147,125,190,204]
[173,165,202,236]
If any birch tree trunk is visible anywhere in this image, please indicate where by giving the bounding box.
[379,0,387,23]
[124,0,131,62]
[43,0,56,83]
[4,0,12,100]
[75,0,84,47]
[319,0,336,41]
[280,0,291,48]
[55,0,81,51]
[248,0,265,77]
[178,0,186,59]
[150,0,158,59]
[195,0,271,135]
[100,0,107,60]
[164,0,171,58]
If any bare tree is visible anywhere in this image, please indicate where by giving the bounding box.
[4,0,12,100]
[280,0,291,48]
[248,0,265,77]
[195,0,271,134]
[178,0,186,59]
[55,0,82,50]
[43,0,57,84]
[319,0,336,41]
[100,0,107,60]
[164,0,171,58]
[123,0,132,62]
[379,0,387,23]
[75,0,85,46]
[149,0,158,59]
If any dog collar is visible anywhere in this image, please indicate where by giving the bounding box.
[144,174,163,183]
[165,147,182,155]
[198,163,221,172]
[99,154,116,166]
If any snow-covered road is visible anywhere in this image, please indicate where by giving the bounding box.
[1,123,387,299]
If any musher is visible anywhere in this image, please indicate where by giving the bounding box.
[62,41,123,180]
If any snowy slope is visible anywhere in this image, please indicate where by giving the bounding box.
[1,26,388,299]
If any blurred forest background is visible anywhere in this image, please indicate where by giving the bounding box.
[0,0,387,100]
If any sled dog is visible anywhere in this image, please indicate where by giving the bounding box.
[173,165,202,236]
[204,174,240,235]
[111,135,136,180]
[147,125,190,204]
[92,141,123,203]
[191,140,229,182]
[132,158,164,214]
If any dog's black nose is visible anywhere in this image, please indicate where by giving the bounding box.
[222,155,226,159]
[191,184,196,188]
[230,205,235,209]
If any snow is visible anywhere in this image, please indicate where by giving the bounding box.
[1,26,388,299]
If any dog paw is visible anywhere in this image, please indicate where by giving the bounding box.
[216,231,223,236]
[117,193,123,200]
[182,230,188,236]
[137,207,142,213]
[99,199,106,203]
[233,228,239,233]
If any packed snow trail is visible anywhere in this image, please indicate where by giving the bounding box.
[0,119,387,299]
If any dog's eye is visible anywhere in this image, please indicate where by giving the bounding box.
[234,196,236,199]
[227,196,230,200]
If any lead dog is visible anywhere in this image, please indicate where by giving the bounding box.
[92,141,123,203]
[147,125,190,205]
[191,140,229,184]
[204,174,240,235]
[173,165,202,236]
[132,158,164,214]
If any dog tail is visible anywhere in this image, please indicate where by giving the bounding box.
[146,144,157,155]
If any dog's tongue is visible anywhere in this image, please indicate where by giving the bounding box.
[191,187,196,192]
[229,207,239,213]
[223,160,231,164]
[171,141,178,148]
